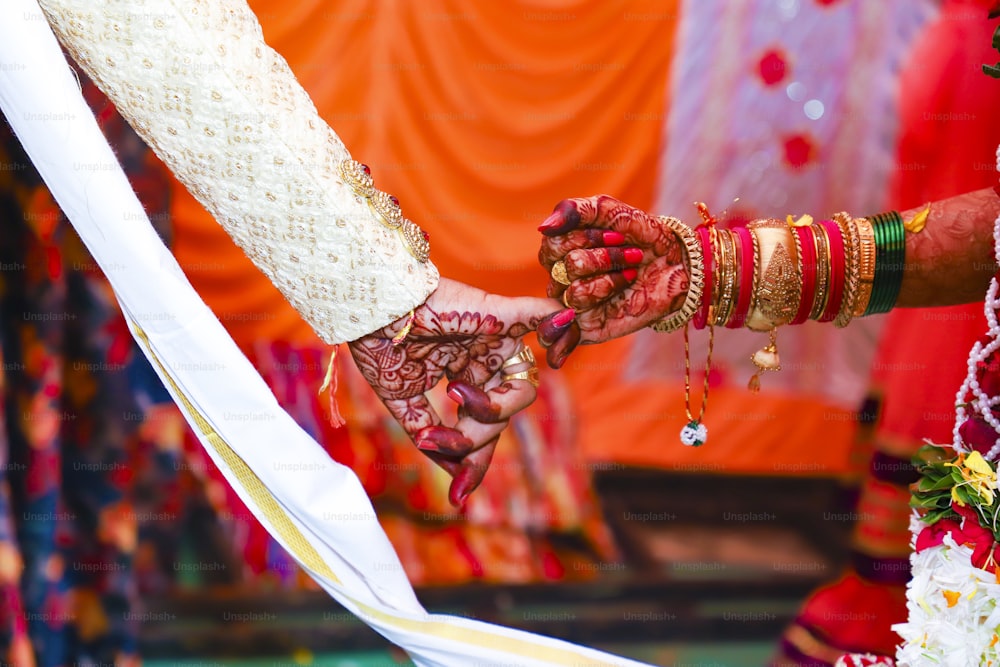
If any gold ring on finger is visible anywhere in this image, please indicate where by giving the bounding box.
[550,261,571,286]
[502,345,535,370]
[502,367,540,387]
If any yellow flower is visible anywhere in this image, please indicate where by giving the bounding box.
[945,451,998,506]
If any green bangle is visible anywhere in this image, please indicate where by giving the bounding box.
[867,214,888,315]
[869,213,890,315]
[882,211,906,311]
[865,211,905,315]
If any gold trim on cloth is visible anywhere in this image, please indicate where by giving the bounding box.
[128,321,629,666]
[130,323,340,583]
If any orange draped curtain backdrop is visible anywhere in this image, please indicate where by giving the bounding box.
[171,1,857,472]
[172,0,686,453]
[173,0,676,340]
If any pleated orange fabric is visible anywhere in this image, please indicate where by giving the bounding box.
[170,1,867,473]
[171,0,677,345]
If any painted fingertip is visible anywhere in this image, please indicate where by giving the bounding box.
[538,212,562,232]
[623,268,638,282]
[603,231,626,245]
[624,248,644,263]
[448,471,475,507]
[446,386,466,406]
[538,201,580,236]
[551,308,575,328]
[416,439,442,453]
[452,486,471,507]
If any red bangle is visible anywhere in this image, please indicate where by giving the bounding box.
[790,225,817,325]
[727,225,755,329]
[818,220,846,323]
[692,225,714,330]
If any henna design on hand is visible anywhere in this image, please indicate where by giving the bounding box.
[536,195,690,367]
[347,278,560,504]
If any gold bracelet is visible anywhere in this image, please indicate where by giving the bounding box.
[649,216,704,333]
[833,212,861,328]
[715,229,738,326]
[728,226,744,326]
[789,217,806,318]
[852,216,876,317]
[746,220,799,332]
[809,223,831,321]
[709,225,721,326]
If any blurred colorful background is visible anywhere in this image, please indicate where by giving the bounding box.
[2,0,1000,665]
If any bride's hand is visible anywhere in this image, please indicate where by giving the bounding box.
[536,195,690,368]
[347,277,564,506]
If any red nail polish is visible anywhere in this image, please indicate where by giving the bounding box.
[551,308,575,328]
[537,212,562,232]
[447,386,465,406]
[623,268,638,282]
[416,440,441,453]
[624,248,643,263]
[603,231,626,245]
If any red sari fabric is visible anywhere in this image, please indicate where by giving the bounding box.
[774,1,1000,663]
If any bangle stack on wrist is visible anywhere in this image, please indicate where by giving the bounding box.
[650,204,919,396]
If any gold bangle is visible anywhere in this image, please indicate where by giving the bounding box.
[746,220,799,331]
[809,223,831,321]
[728,226,744,326]
[852,216,876,317]
[715,229,738,327]
[709,225,721,325]
[650,216,704,333]
[833,212,861,328]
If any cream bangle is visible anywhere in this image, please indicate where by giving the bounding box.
[650,216,704,333]
[745,220,800,332]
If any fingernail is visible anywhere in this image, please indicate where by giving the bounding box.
[623,268,638,282]
[416,440,441,453]
[624,248,643,263]
[449,470,475,506]
[537,212,562,232]
[447,386,465,406]
[603,231,625,245]
[551,308,576,328]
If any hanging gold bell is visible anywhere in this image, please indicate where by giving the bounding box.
[748,331,781,393]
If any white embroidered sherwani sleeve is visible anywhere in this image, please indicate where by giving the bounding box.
[37,0,438,344]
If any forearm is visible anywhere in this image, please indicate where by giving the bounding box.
[38,0,438,344]
[896,187,1000,307]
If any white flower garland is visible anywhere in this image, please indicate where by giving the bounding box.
[893,144,1000,666]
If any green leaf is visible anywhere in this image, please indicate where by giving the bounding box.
[921,474,957,492]
[913,444,952,468]
[923,508,959,526]
[911,493,952,510]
